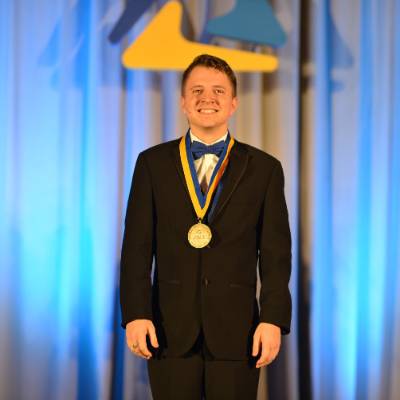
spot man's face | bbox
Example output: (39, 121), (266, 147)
(181, 66), (238, 135)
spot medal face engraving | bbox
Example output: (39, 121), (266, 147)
(188, 223), (212, 248)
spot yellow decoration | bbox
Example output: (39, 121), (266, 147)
(122, 0), (278, 72)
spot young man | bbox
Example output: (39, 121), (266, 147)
(120, 54), (291, 399)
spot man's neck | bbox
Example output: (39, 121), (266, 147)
(189, 127), (228, 144)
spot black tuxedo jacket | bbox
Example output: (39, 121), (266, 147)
(120, 137), (291, 360)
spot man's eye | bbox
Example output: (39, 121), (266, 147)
(193, 89), (202, 94)
(215, 89), (225, 94)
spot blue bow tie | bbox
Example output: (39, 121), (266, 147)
(191, 140), (226, 160)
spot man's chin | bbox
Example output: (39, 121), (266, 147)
(193, 124), (219, 132)
(195, 118), (222, 129)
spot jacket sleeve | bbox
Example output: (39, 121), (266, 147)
(258, 161), (292, 334)
(120, 152), (155, 328)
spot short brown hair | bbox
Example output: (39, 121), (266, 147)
(181, 54), (237, 97)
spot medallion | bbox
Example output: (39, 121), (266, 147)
(188, 222), (212, 248)
(179, 132), (235, 248)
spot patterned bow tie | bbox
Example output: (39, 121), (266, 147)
(191, 140), (226, 160)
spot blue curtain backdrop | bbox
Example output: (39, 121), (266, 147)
(0, 1), (399, 399)
(311, 1), (400, 399)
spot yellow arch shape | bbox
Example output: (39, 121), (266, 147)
(122, 0), (278, 72)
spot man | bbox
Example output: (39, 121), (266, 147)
(120, 54), (291, 399)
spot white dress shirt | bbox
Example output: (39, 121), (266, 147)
(189, 131), (228, 188)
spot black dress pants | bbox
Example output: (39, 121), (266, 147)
(147, 329), (260, 400)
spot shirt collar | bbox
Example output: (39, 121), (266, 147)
(189, 130), (228, 145)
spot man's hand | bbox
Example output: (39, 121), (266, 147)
(252, 322), (281, 368)
(126, 319), (159, 359)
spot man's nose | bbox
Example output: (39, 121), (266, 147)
(199, 91), (216, 103)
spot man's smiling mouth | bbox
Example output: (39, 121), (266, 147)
(198, 109), (218, 114)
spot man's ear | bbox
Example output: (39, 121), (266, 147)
(180, 96), (186, 114)
(230, 96), (239, 116)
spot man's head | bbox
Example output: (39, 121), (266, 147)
(180, 54), (238, 140)
(181, 54), (237, 97)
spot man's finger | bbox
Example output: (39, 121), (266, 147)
(252, 332), (260, 356)
(148, 324), (159, 348)
(256, 343), (271, 368)
(138, 332), (152, 358)
(130, 332), (144, 357)
(128, 341), (137, 352)
(126, 332), (137, 351)
(269, 345), (280, 362)
(126, 331), (134, 347)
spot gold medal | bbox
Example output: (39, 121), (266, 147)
(179, 132), (235, 248)
(188, 222), (212, 248)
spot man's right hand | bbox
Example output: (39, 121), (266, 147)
(126, 319), (159, 359)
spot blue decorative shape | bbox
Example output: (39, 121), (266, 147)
(205, 0), (286, 48)
(108, 0), (153, 43)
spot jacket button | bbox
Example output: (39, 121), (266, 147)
(203, 278), (209, 287)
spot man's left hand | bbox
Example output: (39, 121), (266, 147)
(252, 322), (281, 368)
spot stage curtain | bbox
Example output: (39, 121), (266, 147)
(0, 1), (399, 399)
(309, 0), (400, 399)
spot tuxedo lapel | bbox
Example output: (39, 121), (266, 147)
(171, 139), (249, 223)
(208, 141), (248, 223)
(172, 140), (190, 199)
